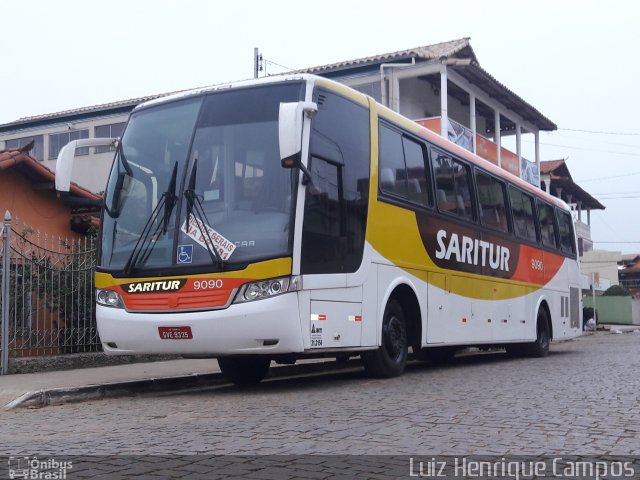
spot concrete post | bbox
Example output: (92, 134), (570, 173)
(1, 210), (11, 375)
(440, 66), (448, 139)
(494, 110), (501, 168)
(470, 93), (477, 154)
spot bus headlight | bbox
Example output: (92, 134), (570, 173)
(234, 276), (301, 304)
(96, 289), (125, 309)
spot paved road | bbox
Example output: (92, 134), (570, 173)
(1, 332), (639, 477)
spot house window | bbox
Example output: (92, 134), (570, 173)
(5, 135), (44, 161)
(49, 130), (89, 160)
(95, 122), (125, 153)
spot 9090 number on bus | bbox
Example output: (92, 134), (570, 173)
(193, 279), (224, 290)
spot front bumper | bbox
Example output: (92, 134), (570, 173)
(97, 292), (304, 355)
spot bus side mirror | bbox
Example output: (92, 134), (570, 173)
(279, 101), (317, 168)
(55, 137), (118, 192)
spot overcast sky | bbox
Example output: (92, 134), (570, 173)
(1, 0), (639, 254)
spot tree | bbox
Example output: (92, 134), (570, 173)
(602, 285), (631, 297)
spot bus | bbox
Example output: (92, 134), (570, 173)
(55, 74), (582, 384)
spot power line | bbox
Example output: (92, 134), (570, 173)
(591, 191), (640, 195)
(264, 59), (295, 72)
(594, 196), (640, 200)
(522, 138), (640, 158)
(544, 132), (640, 150)
(558, 128), (640, 136)
(577, 171), (640, 183)
(593, 241), (640, 244)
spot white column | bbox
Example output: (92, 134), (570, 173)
(440, 67), (448, 139)
(470, 92), (477, 154)
(534, 131), (541, 188)
(392, 75), (401, 113)
(494, 110), (501, 168)
(577, 201), (583, 222)
(516, 124), (522, 178)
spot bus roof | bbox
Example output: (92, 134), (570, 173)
(134, 73), (567, 211)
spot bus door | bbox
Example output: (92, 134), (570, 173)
(297, 87), (371, 350)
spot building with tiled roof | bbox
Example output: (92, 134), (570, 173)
(0, 144), (101, 236)
(1, 37), (555, 193)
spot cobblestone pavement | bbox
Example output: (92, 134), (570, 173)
(1, 332), (639, 476)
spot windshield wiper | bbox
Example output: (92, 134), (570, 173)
(123, 163), (178, 275)
(162, 162), (178, 233)
(184, 159), (225, 270)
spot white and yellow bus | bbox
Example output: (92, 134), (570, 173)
(56, 74), (582, 384)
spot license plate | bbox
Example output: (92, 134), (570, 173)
(158, 326), (193, 340)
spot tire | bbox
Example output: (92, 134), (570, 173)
(525, 308), (551, 357)
(217, 357), (271, 385)
(362, 299), (408, 378)
(416, 346), (457, 364)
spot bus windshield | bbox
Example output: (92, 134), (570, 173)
(100, 82), (304, 272)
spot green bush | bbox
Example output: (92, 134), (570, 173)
(602, 285), (631, 296)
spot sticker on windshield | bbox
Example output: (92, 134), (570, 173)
(180, 214), (236, 260)
(177, 245), (193, 264)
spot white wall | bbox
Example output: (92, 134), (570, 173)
(397, 76), (490, 135)
(580, 249), (623, 287)
(0, 113), (128, 193)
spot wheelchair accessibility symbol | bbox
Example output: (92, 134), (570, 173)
(177, 245), (193, 264)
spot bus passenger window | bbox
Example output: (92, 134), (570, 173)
(402, 137), (429, 207)
(476, 171), (509, 232)
(378, 124), (430, 208)
(508, 186), (537, 242)
(556, 209), (576, 254)
(537, 201), (558, 249)
(378, 125), (407, 198)
(432, 150), (474, 221)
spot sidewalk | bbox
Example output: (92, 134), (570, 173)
(0, 358), (219, 410)
(1, 356), (359, 410)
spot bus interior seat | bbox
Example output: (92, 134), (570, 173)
(407, 178), (423, 204)
(456, 194), (466, 216)
(380, 168), (395, 191)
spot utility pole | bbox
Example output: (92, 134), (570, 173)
(254, 48), (263, 79)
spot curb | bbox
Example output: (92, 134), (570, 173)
(3, 359), (363, 410)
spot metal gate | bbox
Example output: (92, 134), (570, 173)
(1, 211), (99, 374)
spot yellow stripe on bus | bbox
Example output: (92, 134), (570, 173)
(95, 257), (292, 289)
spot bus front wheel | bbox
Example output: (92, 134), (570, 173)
(217, 357), (271, 385)
(362, 298), (408, 378)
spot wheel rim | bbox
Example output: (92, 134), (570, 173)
(383, 314), (405, 362)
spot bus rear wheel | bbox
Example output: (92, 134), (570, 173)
(362, 299), (408, 378)
(526, 308), (551, 357)
(217, 357), (271, 385)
